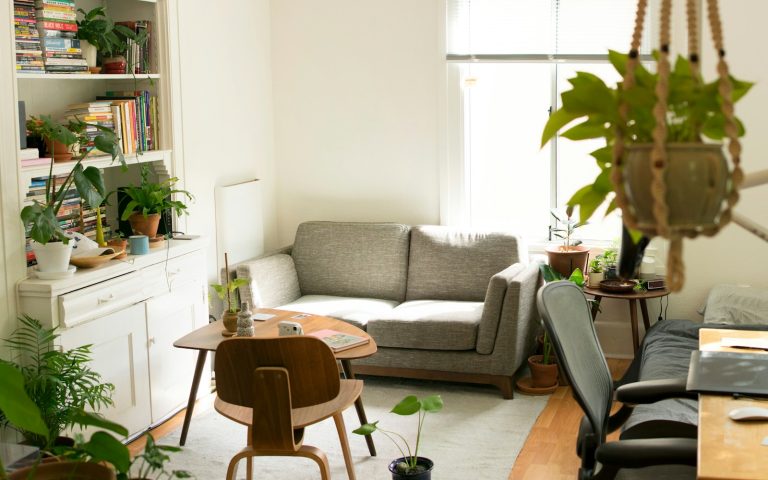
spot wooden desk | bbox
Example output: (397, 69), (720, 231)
(173, 308), (378, 455)
(698, 328), (768, 480)
(582, 286), (669, 354)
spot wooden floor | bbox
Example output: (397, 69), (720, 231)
(129, 360), (632, 478)
(509, 358), (632, 480)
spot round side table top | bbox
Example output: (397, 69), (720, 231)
(582, 284), (669, 300)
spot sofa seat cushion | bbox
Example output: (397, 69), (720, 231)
(277, 295), (399, 330)
(367, 300), (483, 350)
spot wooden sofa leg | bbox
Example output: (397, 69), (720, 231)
(493, 376), (514, 399)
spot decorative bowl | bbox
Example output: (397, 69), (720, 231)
(598, 279), (637, 293)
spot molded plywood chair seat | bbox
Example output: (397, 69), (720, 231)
(214, 336), (363, 480)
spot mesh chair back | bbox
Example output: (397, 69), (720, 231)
(215, 336), (341, 409)
(537, 281), (613, 443)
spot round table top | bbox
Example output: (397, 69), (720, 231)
(174, 308), (377, 360)
(582, 284), (669, 300)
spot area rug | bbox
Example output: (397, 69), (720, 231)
(163, 376), (548, 479)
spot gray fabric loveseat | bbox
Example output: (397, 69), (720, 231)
(232, 221), (541, 398)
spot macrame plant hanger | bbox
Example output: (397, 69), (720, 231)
(610, 0), (743, 292)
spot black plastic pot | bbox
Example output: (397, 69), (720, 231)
(388, 457), (434, 480)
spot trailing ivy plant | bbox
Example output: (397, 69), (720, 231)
(22, 115), (124, 244)
(0, 315), (115, 448)
(540, 50), (752, 225)
(76, 6), (148, 58)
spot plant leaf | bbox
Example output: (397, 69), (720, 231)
(352, 421), (378, 435)
(541, 108), (579, 147)
(0, 362), (49, 437)
(82, 431), (131, 473)
(391, 396), (420, 416)
(421, 395), (443, 413)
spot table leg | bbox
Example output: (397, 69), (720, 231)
(179, 350), (208, 446)
(590, 296), (603, 321)
(628, 299), (639, 354)
(341, 359), (376, 457)
(639, 299), (652, 331)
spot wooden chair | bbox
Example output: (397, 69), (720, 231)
(214, 336), (363, 480)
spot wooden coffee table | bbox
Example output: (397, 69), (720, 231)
(173, 308), (378, 455)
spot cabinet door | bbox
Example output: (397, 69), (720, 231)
(59, 303), (151, 438)
(146, 281), (207, 424)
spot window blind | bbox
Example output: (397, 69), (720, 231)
(446, 0), (651, 59)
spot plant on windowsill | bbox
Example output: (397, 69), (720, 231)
(353, 395), (443, 480)
(546, 208), (589, 278)
(540, 49), (752, 290)
(22, 115), (124, 273)
(119, 165), (193, 239)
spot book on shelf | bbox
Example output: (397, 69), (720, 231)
(19, 148), (40, 161)
(34, 0), (86, 73)
(115, 20), (153, 74)
(307, 329), (370, 352)
(14, 0), (43, 73)
(21, 157), (51, 168)
(98, 91), (158, 153)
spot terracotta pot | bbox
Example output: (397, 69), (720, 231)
(623, 143), (729, 234)
(545, 245), (590, 278)
(528, 355), (558, 388)
(388, 456), (434, 480)
(128, 213), (161, 238)
(221, 310), (239, 335)
(45, 139), (76, 162)
(9, 461), (116, 480)
(107, 238), (128, 259)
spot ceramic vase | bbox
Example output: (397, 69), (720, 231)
(31, 240), (73, 273)
(236, 301), (254, 337)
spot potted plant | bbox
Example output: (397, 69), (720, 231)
(211, 253), (249, 336)
(76, 7), (148, 72)
(353, 395), (443, 480)
(106, 231), (128, 259)
(587, 257), (604, 287)
(0, 315), (116, 449)
(546, 208), (589, 278)
(541, 50), (751, 289)
(119, 165), (193, 239)
(21, 115), (123, 273)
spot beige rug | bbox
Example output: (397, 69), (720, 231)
(164, 376), (548, 479)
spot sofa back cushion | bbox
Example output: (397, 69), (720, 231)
(292, 221), (411, 302)
(406, 226), (525, 302)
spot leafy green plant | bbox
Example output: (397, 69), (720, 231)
(76, 7), (148, 58)
(21, 115), (124, 244)
(538, 264), (589, 365)
(0, 315), (115, 448)
(116, 434), (192, 479)
(588, 258), (603, 274)
(353, 395), (443, 476)
(541, 50), (752, 224)
(550, 208), (586, 251)
(119, 165), (193, 221)
(211, 278), (249, 314)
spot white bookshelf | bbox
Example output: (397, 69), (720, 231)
(16, 73), (161, 80)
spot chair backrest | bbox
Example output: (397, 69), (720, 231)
(215, 336), (341, 410)
(537, 281), (613, 444)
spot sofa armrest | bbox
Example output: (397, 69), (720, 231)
(233, 250), (301, 308)
(476, 263), (526, 354)
(477, 262), (543, 375)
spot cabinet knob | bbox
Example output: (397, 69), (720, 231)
(148, 337), (156, 346)
(97, 294), (115, 304)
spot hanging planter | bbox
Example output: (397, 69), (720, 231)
(541, 0), (752, 292)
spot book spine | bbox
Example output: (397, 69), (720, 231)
(38, 20), (77, 32)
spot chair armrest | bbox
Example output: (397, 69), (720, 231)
(595, 437), (697, 468)
(616, 378), (698, 405)
(234, 251), (301, 308)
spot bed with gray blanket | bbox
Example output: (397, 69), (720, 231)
(620, 319), (768, 438)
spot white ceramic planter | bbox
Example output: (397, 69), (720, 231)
(588, 272), (604, 287)
(80, 40), (98, 68)
(31, 240), (73, 273)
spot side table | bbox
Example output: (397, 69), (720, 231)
(582, 285), (669, 354)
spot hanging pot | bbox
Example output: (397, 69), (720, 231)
(31, 240), (73, 273)
(544, 245), (590, 278)
(623, 143), (729, 234)
(9, 461), (116, 480)
(128, 212), (161, 238)
(388, 456), (434, 480)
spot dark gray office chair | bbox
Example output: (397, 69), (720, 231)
(537, 281), (697, 480)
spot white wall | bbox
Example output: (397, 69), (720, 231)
(177, 0), (277, 281)
(270, 0), (443, 244)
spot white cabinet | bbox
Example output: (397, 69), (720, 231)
(17, 238), (208, 438)
(59, 303), (151, 437)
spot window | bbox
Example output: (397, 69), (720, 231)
(445, 0), (654, 242)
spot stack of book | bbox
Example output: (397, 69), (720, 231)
(82, 205), (110, 241)
(63, 101), (115, 154)
(116, 20), (153, 74)
(35, 0), (88, 74)
(14, 0), (44, 73)
(99, 90), (158, 153)
(19, 147), (50, 168)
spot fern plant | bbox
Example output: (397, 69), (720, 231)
(119, 165), (193, 221)
(0, 315), (115, 448)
